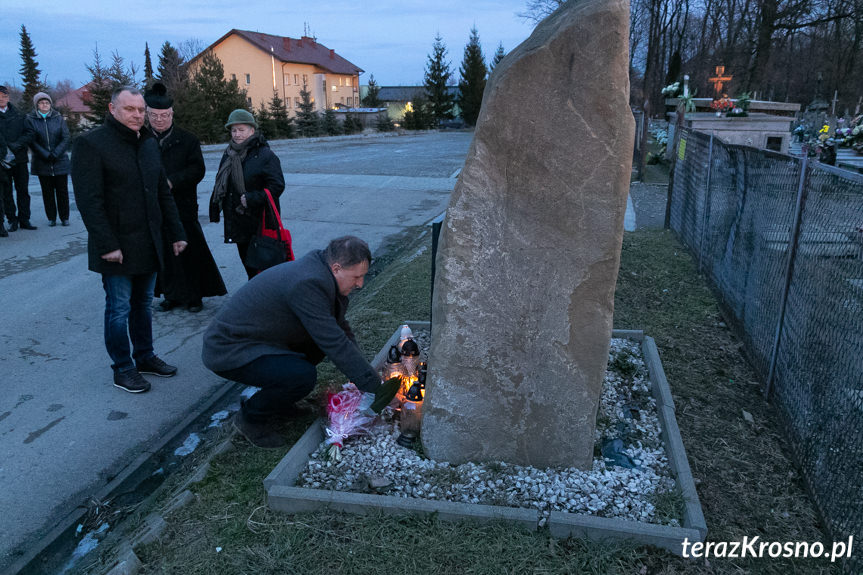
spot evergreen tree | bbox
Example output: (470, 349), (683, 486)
(19, 25), (44, 110)
(457, 27), (487, 127)
(403, 97), (433, 130)
(424, 34), (455, 126)
(376, 113), (395, 132)
(84, 47), (112, 125)
(490, 42), (506, 74)
(267, 90), (293, 139)
(108, 51), (137, 87)
(322, 108), (342, 136)
(256, 100), (273, 138)
(362, 74), (382, 107)
(144, 42), (154, 86)
(183, 51), (248, 143)
(343, 111), (357, 135)
(156, 41), (185, 96)
(295, 83), (320, 137)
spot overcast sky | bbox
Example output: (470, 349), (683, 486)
(0, 1), (537, 91)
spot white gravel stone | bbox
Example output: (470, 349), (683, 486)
(297, 337), (680, 526)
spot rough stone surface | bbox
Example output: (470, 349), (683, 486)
(424, 0), (634, 469)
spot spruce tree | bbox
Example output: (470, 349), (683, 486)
(156, 42), (185, 95)
(343, 111), (357, 135)
(144, 42), (154, 86)
(362, 74), (382, 107)
(183, 51), (248, 143)
(295, 83), (320, 137)
(424, 34), (455, 126)
(267, 90), (293, 139)
(490, 43), (506, 74)
(322, 108), (342, 136)
(84, 47), (112, 125)
(19, 25), (44, 110)
(108, 51), (137, 87)
(376, 113), (395, 132)
(257, 100), (273, 138)
(457, 27), (487, 127)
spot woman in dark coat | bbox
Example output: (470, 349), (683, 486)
(24, 92), (71, 226)
(209, 109), (285, 279)
(144, 83), (226, 312)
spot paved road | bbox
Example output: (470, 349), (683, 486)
(0, 130), (472, 571)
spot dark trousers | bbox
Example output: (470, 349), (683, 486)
(38, 174), (70, 222)
(1, 163), (31, 224)
(217, 354), (317, 422)
(102, 273), (157, 373)
(235, 241), (257, 280)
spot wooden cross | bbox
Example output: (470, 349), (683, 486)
(708, 65), (733, 99)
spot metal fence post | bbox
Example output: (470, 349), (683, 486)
(697, 134), (715, 274)
(764, 156), (809, 398)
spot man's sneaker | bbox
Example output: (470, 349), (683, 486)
(136, 355), (177, 377)
(232, 410), (286, 449)
(114, 370), (151, 393)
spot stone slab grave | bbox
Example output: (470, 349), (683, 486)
(422, 0), (635, 470)
(265, 322), (707, 555)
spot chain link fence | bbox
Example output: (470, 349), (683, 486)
(668, 128), (863, 572)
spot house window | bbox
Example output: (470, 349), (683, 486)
(346, 77), (352, 87)
(285, 98), (291, 108)
(246, 97), (252, 106)
(284, 75), (290, 85)
(231, 73), (237, 81)
(347, 97), (352, 107)
(245, 73), (250, 84)
(341, 97), (345, 105)
(302, 74), (308, 85)
(339, 77), (343, 86)
(332, 84), (337, 91)
(295, 97), (301, 108)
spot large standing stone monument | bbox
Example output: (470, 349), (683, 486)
(423, 0), (634, 469)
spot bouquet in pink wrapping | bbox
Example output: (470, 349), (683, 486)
(324, 383), (375, 461)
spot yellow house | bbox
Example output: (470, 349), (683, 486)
(190, 29), (363, 116)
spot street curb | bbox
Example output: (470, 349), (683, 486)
(8, 379), (241, 575)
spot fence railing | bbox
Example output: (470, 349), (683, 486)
(668, 128), (863, 572)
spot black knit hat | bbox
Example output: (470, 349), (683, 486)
(144, 82), (173, 109)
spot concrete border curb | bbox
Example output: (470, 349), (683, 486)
(264, 324), (706, 556)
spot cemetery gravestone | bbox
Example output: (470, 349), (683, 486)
(423, 0), (635, 469)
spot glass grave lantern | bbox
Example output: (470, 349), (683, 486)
(396, 379), (424, 448)
(381, 344), (404, 382)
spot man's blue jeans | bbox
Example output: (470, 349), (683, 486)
(102, 273), (156, 373)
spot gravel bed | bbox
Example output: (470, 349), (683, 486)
(298, 337), (679, 527)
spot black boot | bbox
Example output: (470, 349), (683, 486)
(19, 221), (37, 230)
(0, 223), (7, 237)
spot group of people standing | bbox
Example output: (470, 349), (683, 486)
(0, 84), (71, 235)
(21, 83), (382, 451)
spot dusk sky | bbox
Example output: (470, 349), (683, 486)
(0, 1), (538, 91)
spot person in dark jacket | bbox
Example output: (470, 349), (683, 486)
(202, 236), (381, 448)
(0, 85), (36, 230)
(25, 92), (72, 226)
(209, 108), (285, 279)
(144, 83), (226, 313)
(0, 130), (8, 237)
(72, 86), (188, 394)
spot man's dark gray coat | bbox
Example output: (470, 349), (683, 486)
(202, 249), (380, 392)
(72, 114), (186, 275)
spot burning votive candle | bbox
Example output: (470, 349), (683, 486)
(396, 380), (424, 448)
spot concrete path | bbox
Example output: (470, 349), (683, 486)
(0, 131), (472, 571)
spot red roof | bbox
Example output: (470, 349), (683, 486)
(55, 84), (93, 114)
(204, 29), (363, 75)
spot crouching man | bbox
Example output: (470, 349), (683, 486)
(202, 235), (381, 448)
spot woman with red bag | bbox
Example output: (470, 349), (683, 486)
(209, 109), (285, 279)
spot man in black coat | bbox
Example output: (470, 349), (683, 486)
(0, 85), (36, 231)
(0, 129), (8, 237)
(72, 86), (188, 394)
(144, 83), (226, 312)
(202, 236), (382, 448)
